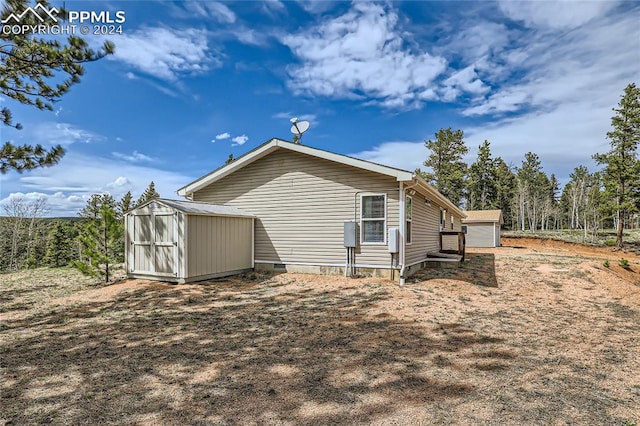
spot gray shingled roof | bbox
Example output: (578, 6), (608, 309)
(155, 199), (255, 217)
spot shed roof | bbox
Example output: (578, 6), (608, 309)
(462, 210), (503, 224)
(135, 198), (255, 218)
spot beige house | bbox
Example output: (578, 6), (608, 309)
(462, 210), (504, 247)
(176, 138), (465, 284)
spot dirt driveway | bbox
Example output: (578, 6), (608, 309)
(1, 242), (639, 425)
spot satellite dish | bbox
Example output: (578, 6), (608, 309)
(289, 117), (311, 144)
(290, 120), (310, 135)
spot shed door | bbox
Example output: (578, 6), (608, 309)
(153, 213), (175, 274)
(128, 212), (177, 276)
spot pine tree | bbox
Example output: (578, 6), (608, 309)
(494, 158), (516, 229)
(467, 140), (498, 210)
(117, 191), (133, 219)
(593, 83), (640, 248)
(79, 194), (116, 219)
(76, 201), (123, 282)
(44, 221), (76, 267)
(0, 0), (114, 173)
(515, 152), (549, 231)
(421, 128), (468, 206)
(136, 181), (160, 207)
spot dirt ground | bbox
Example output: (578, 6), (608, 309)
(1, 240), (639, 425)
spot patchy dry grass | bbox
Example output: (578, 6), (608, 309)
(504, 229), (640, 255)
(0, 268), (98, 315)
(1, 248), (639, 425)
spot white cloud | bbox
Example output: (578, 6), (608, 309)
(262, 0), (285, 14)
(352, 141), (423, 172)
(462, 10), (639, 118)
(28, 122), (100, 146)
(281, 3), (448, 109)
(125, 72), (137, 79)
(232, 135), (249, 146)
(272, 112), (317, 123)
(0, 152), (192, 216)
(441, 65), (489, 101)
(105, 176), (132, 190)
(498, 0), (620, 29)
(295, 0), (336, 15)
(215, 132), (231, 140)
(107, 27), (218, 81)
(112, 151), (156, 163)
(186, 2), (236, 23)
(230, 28), (269, 46)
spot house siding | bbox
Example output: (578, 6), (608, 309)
(406, 192), (441, 265)
(192, 149), (400, 267)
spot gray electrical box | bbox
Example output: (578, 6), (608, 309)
(388, 227), (399, 253)
(344, 222), (357, 247)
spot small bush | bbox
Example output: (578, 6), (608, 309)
(619, 258), (630, 270)
(604, 239), (617, 247)
(603, 260), (610, 268)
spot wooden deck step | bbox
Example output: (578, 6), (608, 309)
(426, 252), (464, 261)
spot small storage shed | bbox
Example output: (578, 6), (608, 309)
(462, 210), (503, 248)
(125, 198), (255, 283)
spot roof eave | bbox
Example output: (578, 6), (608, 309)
(409, 175), (466, 218)
(177, 138), (414, 197)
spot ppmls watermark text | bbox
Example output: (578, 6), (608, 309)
(1, 5), (126, 36)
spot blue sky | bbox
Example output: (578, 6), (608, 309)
(1, 0), (638, 216)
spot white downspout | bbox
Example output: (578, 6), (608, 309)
(399, 180), (419, 286)
(398, 182), (404, 284)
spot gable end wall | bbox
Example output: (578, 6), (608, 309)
(191, 149), (400, 267)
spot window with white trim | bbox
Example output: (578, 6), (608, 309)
(361, 194), (386, 243)
(405, 195), (412, 244)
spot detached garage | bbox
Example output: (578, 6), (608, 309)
(125, 198), (255, 283)
(462, 210), (504, 248)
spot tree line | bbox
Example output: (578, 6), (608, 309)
(419, 83), (640, 248)
(0, 182), (160, 279)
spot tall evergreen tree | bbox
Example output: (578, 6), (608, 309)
(79, 194), (116, 219)
(136, 181), (160, 206)
(76, 201), (123, 282)
(117, 191), (133, 219)
(0, 0), (114, 173)
(44, 221), (76, 267)
(494, 158), (517, 229)
(593, 83), (640, 248)
(467, 140), (498, 210)
(515, 152), (549, 231)
(420, 128), (468, 206)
